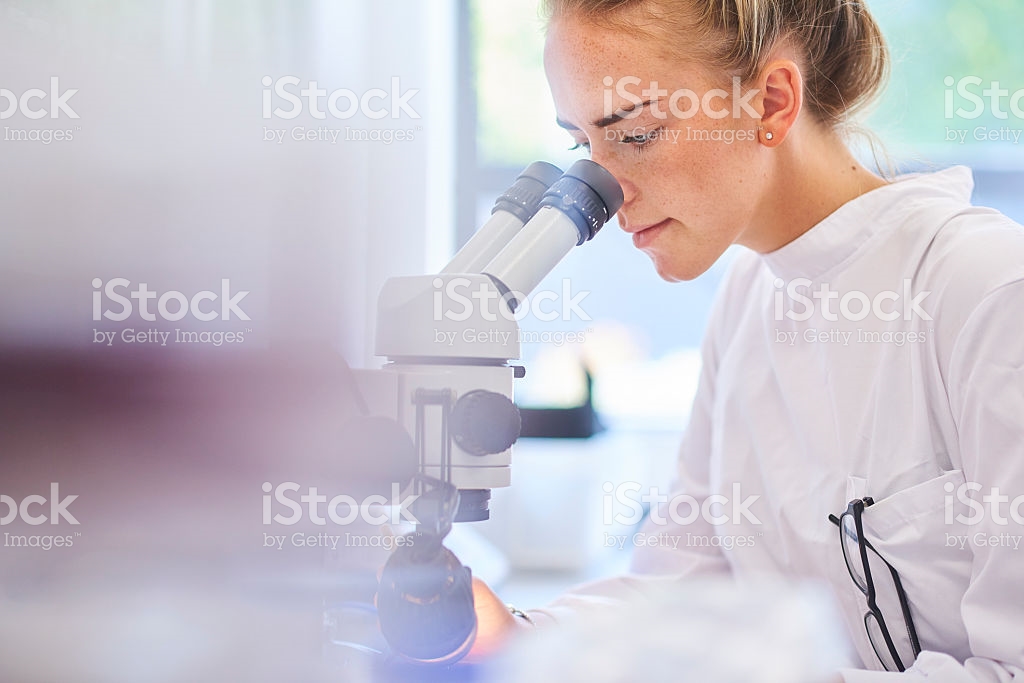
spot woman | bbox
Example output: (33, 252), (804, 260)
(470, 0), (1024, 679)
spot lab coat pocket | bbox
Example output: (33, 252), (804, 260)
(854, 470), (973, 663)
(859, 470), (964, 537)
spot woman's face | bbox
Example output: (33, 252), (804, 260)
(544, 18), (770, 281)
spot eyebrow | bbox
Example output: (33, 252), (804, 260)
(556, 99), (655, 131)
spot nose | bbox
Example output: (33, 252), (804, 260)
(590, 155), (638, 226)
(616, 174), (638, 207)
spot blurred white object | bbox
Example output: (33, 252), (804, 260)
(490, 579), (854, 683)
(444, 523), (510, 587)
(478, 430), (681, 572)
(593, 348), (702, 432)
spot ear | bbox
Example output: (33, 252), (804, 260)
(757, 60), (802, 147)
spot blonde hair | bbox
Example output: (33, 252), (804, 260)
(541, 0), (889, 128)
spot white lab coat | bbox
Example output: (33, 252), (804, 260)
(527, 167), (1024, 681)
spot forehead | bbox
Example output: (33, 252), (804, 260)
(543, 18), (706, 126)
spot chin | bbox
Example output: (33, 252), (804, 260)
(645, 251), (712, 283)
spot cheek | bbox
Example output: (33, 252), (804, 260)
(654, 144), (750, 219)
(637, 153), (757, 277)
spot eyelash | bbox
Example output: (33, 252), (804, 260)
(568, 127), (663, 156)
(620, 128), (662, 154)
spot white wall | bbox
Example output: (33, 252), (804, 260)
(0, 0), (456, 367)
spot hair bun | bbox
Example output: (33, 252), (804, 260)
(543, 0), (890, 126)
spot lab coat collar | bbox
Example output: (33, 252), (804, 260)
(760, 166), (975, 282)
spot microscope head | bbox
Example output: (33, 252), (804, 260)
(362, 159), (623, 519)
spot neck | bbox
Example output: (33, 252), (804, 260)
(740, 124), (887, 254)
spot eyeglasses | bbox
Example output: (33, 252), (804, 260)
(829, 497), (922, 672)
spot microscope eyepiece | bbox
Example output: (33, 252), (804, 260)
(491, 161), (564, 224)
(480, 159), (624, 306)
(539, 159), (625, 245)
(441, 161), (565, 274)
(563, 158), (625, 215)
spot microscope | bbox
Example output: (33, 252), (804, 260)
(349, 159), (623, 664)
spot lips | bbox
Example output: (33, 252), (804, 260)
(628, 218), (671, 249)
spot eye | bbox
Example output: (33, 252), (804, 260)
(619, 127), (662, 147)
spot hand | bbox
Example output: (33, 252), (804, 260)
(464, 577), (534, 663)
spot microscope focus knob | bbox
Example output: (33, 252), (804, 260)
(451, 390), (521, 456)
